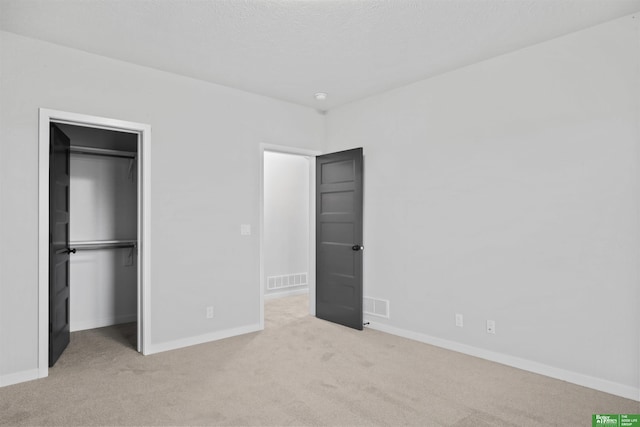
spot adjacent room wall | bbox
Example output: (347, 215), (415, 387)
(263, 151), (310, 296)
(326, 14), (640, 399)
(0, 30), (324, 383)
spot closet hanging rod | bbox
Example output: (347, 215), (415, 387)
(70, 240), (137, 251)
(70, 146), (137, 159)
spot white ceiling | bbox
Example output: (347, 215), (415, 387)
(1, 0), (640, 110)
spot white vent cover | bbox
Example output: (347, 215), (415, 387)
(363, 296), (390, 318)
(267, 273), (308, 290)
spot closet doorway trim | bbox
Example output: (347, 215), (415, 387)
(37, 108), (152, 379)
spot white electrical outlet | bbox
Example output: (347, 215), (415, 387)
(486, 320), (496, 334)
(206, 306), (214, 319)
(455, 313), (463, 328)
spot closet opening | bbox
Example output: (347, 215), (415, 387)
(38, 109), (151, 376)
(65, 123), (138, 348)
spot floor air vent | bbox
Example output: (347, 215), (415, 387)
(267, 273), (308, 290)
(363, 296), (390, 318)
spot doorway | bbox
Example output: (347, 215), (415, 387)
(259, 145), (320, 328)
(263, 151), (311, 299)
(259, 145), (365, 330)
(38, 109), (151, 377)
(62, 123), (138, 327)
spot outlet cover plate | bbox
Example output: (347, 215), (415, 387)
(486, 320), (496, 334)
(455, 313), (463, 327)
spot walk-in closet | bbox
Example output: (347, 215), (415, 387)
(56, 124), (138, 338)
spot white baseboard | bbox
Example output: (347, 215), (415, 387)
(145, 323), (262, 355)
(366, 320), (640, 402)
(265, 287), (309, 300)
(0, 368), (41, 388)
(71, 314), (137, 332)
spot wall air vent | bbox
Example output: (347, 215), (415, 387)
(363, 296), (390, 318)
(267, 273), (308, 290)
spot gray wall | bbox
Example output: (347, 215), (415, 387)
(326, 15), (639, 397)
(0, 31), (324, 381)
(263, 151), (310, 296)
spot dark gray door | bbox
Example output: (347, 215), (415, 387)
(316, 148), (364, 330)
(49, 123), (72, 366)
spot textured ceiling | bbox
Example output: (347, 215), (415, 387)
(1, 0), (640, 110)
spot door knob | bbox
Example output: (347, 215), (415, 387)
(66, 248), (76, 254)
(351, 245), (364, 251)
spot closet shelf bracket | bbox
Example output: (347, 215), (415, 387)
(128, 158), (135, 181)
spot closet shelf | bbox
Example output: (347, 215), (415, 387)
(70, 146), (136, 159)
(70, 240), (137, 251)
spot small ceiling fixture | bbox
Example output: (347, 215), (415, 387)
(314, 92), (327, 101)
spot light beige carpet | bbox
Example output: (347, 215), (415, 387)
(0, 295), (637, 426)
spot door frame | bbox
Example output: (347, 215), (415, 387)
(259, 144), (321, 329)
(38, 108), (152, 378)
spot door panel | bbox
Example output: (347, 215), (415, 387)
(321, 223), (354, 243)
(316, 148), (363, 330)
(49, 123), (71, 366)
(320, 191), (354, 214)
(320, 160), (354, 184)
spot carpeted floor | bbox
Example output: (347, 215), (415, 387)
(0, 294), (637, 426)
